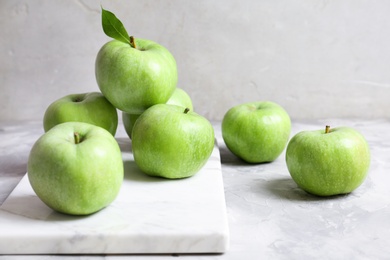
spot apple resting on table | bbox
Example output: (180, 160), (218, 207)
(122, 87), (194, 139)
(27, 122), (124, 215)
(285, 125), (371, 196)
(222, 101), (291, 163)
(95, 8), (177, 114)
(43, 92), (118, 136)
(132, 104), (214, 179)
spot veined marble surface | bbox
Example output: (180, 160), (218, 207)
(0, 124), (229, 254)
(0, 119), (389, 259)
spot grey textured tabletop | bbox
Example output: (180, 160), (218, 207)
(1, 119), (389, 259)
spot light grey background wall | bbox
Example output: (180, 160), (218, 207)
(1, 0), (389, 122)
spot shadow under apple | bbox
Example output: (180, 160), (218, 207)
(219, 145), (274, 167)
(123, 160), (164, 183)
(123, 158), (182, 183)
(115, 137), (132, 153)
(262, 177), (350, 202)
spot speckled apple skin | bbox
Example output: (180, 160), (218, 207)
(286, 127), (371, 196)
(122, 88), (193, 139)
(222, 101), (291, 163)
(27, 122), (124, 215)
(132, 104), (214, 179)
(95, 39), (177, 114)
(43, 92), (118, 136)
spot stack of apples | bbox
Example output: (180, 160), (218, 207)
(27, 7), (371, 217)
(27, 8), (214, 216)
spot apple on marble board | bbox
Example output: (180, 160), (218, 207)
(132, 104), (215, 179)
(27, 122), (124, 215)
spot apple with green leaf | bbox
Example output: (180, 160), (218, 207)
(132, 104), (214, 179)
(222, 101), (291, 163)
(27, 122), (124, 215)
(122, 87), (193, 139)
(43, 92), (118, 136)
(286, 125), (371, 196)
(95, 7), (177, 114)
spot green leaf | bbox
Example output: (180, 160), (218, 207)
(101, 7), (130, 44)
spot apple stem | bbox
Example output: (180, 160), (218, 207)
(130, 36), (137, 49)
(184, 108), (190, 114)
(74, 132), (80, 144)
(325, 125), (330, 134)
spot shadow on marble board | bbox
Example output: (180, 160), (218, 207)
(116, 136), (159, 183)
(123, 160), (173, 183)
(2, 189), (90, 222)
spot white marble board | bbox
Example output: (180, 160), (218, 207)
(0, 143), (229, 254)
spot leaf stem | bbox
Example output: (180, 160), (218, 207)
(74, 132), (80, 144)
(325, 125), (330, 134)
(130, 36), (137, 49)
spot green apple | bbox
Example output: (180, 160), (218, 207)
(122, 88), (193, 139)
(43, 92), (118, 136)
(221, 101), (291, 163)
(166, 87), (194, 110)
(122, 113), (141, 140)
(285, 125), (371, 196)
(95, 38), (178, 114)
(132, 104), (214, 179)
(27, 122), (124, 215)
